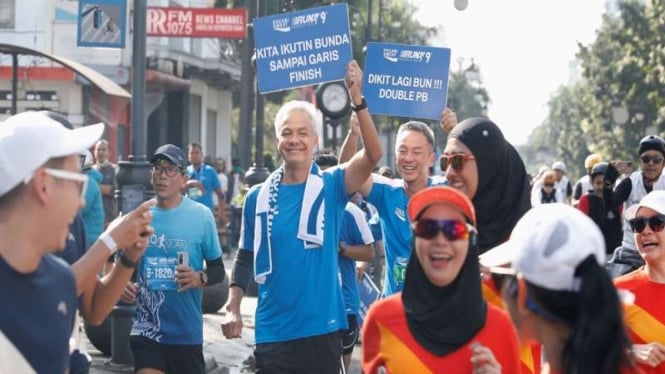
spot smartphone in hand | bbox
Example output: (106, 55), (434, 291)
(177, 251), (189, 267)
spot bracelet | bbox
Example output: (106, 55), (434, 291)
(99, 232), (118, 255)
(352, 97), (368, 113)
(117, 252), (138, 269)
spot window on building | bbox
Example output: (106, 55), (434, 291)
(0, 0), (15, 29)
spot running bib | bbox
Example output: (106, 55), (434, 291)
(144, 255), (178, 291)
(393, 256), (408, 284)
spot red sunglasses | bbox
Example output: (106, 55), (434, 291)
(413, 219), (475, 241)
(440, 153), (475, 171)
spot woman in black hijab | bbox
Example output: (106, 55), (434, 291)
(443, 118), (531, 253)
(361, 186), (520, 373)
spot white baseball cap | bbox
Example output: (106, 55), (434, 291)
(0, 111), (104, 196)
(480, 203), (606, 292)
(551, 161), (566, 173)
(623, 190), (665, 221)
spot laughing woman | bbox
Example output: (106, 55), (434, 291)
(615, 190), (665, 373)
(442, 117), (531, 254)
(361, 186), (520, 374)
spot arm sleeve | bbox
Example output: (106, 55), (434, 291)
(614, 177), (632, 206)
(230, 249), (253, 293)
(204, 257), (225, 285)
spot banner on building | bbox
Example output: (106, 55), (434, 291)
(363, 42), (451, 120)
(77, 0), (127, 48)
(147, 7), (247, 39)
(253, 3), (352, 94)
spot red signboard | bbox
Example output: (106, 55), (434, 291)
(147, 7), (247, 39)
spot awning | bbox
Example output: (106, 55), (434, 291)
(0, 43), (131, 99)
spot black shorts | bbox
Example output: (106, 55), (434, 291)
(341, 314), (359, 355)
(254, 331), (342, 374)
(130, 335), (204, 374)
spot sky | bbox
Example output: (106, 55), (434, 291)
(411, 0), (608, 145)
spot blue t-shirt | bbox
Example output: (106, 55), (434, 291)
(366, 176), (447, 296)
(0, 254), (77, 373)
(240, 167), (349, 344)
(131, 197), (222, 345)
(57, 212), (88, 266)
(186, 163), (222, 212)
(82, 168), (105, 248)
(339, 203), (374, 318)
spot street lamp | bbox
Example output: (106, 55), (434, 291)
(244, 0), (271, 187)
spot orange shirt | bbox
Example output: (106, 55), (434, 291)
(361, 294), (521, 374)
(482, 277), (542, 374)
(615, 269), (665, 374)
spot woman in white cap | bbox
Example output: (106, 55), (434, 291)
(362, 186), (520, 374)
(614, 190), (665, 372)
(482, 204), (638, 374)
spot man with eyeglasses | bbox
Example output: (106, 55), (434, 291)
(0, 111), (155, 373)
(121, 143), (224, 374)
(613, 135), (665, 271)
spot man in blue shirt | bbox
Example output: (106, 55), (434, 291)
(339, 111), (456, 296)
(0, 111), (154, 373)
(122, 143), (225, 373)
(221, 60), (383, 374)
(315, 152), (376, 373)
(186, 142), (225, 214)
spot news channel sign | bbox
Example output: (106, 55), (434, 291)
(362, 42), (451, 121)
(253, 3), (353, 94)
(77, 0), (127, 48)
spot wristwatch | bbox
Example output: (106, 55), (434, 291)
(352, 97), (368, 113)
(199, 271), (208, 286)
(118, 252), (138, 269)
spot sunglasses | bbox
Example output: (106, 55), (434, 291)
(44, 168), (89, 201)
(543, 183), (555, 188)
(440, 153), (475, 171)
(640, 155), (664, 164)
(413, 219), (476, 241)
(629, 214), (665, 233)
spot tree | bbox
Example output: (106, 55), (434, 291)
(522, 0), (664, 178)
(576, 0), (665, 160)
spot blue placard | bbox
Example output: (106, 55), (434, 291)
(363, 42), (451, 120)
(253, 3), (353, 94)
(77, 0), (127, 48)
(358, 272), (380, 327)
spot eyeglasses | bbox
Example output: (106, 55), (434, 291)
(43, 168), (89, 200)
(640, 155), (664, 164)
(629, 214), (665, 233)
(440, 153), (475, 171)
(412, 219), (476, 241)
(152, 165), (182, 177)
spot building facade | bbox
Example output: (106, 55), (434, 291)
(0, 0), (239, 164)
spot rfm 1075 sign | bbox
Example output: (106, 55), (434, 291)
(147, 7), (247, 39)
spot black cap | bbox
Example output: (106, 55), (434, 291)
(151, 144), (187, 168)
(639, 135), (665, 157)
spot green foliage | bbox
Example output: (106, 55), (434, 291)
(523, 0), (665, 180)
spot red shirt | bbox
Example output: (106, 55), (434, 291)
(362, 293), (521, 374)
(615, 269), (665, 374)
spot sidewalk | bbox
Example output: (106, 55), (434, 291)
(87, 297), (257, 374)
(86, 258), (363, 373)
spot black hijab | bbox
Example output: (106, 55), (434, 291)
(402, 235), (487, 356)
(448, 118), (531, 253)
